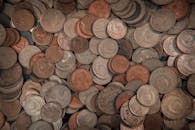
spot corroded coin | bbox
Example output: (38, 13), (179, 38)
(0, 47), (17, 69)
(29, 120), (53, 130)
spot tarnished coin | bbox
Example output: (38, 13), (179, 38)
(23, 95), (45, 116)
(126, 64), (150, 84)
(134, 23), (161, 48)
(63, 18), (79, 38)
(77, 109), (97, 128)
(68, 112), (78, 130)
(129, 96), (150, 117)
(54, 0), (76, 15)
(71, 36), (89, 53)
(142, 58), (164, 72)
(19, 45), (41, 69)
(40, 81), (58, 98)
(150, 8), (176, 32)
(117, 39), (133, 59)
(151, 0), (172, 5)
(0, 24), (6, 46)
(89, 37), (101, 55)
(44, 84), (71, 108)
(32, 57), (55, 79)
(187, 99), (195, 120)
(22, 80), (41, 93)
(12, 37), (29, 53)
(40, 8), (65, 33)
(76, 49), (96, 65)
(92, 18), (109, 39)
(107, 18), (127, 40)
(163, 117), (187, 130)
(76, 20), (92, 39)
(41, 102), (62, 123)
(12, 9), (35, 31)
(112, 73), (127, 85)
(45, 45), (64, 63)
(136, 84), (159, 107)
(187, 74), (195, 96)
(125, 80), (143, 92)
(69, 93), (84, 109)
(29, 120), (53, 130)
(57, 32), (72, 51)
(32, 26), (53, 46)
(0, 122), (11, 130)
(98, 38), (118, 58)
(97, 86), (122, 115)
(150, 67), (178, 94)
(15, 112), (31, 130)
(144, 112), (163, 130)
(161, 89), (193, 119)
(0, 47), (17, 69)
(176, 29), (195, 54)
(120, 101), (145, 127)
(88, 0), (111, 18)
(70, 68), (93, 91)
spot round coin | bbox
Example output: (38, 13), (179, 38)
(71, 36), (89, 53)
(63, 18), (79, 38)
(29, 120), (53, 130)
(45, 45), (64, 63)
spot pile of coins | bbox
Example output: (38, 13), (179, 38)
(0, 0), (195, 130)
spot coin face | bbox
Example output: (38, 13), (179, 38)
(29, 120), (53, 130)
(64, 18), (79, 38)
(71, 36), (89, 53)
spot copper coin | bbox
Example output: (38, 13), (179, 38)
(136, 84), (159, 107)
(70, 68), (93, 91)
(88, 0), (111, 18)
(41, 102), (62, 123)
(29, 52), (45, 70)
(15, 112), (31, 130)
(40, 8), (65, 33)
(69, 93), (83, 109)
(112, 73), (127, 85)
(163, 117), (187, 130)
(98, 114), (121, 128)
(32, 26), (53, 46)
(29, 120), (53, 130)
(150, 67), (178, 94)
(117, 39), (133, 59)
(165, 0), (190, 20)
(12, 9), (35, 31)
(134, 23), (161, 48)
(161, 89), (193, 119)
(0, 112), (5, 129)
(11, 37), (29, 53)
(150, 8), (176, 32)
(2, 28), (15, 47)
(151, 0), (172, 5)
(0, 24), (6, 46)
(107, 18), (127, 40)
(63, 18), (79, 38)
(0, 122), (10, 130)
(0, 47), (17, 69)
(126, 64), (150, 84)
(0, 63), (22, 86)
(80, 14), (97, 37)
(120, 101), (145, 127)
(54, 1), (75, 14)
(71, 36), (89, 53)
(115, 91), (135, 111)
(1, 100), (22, 121)
(176, 29), (195, 54)
(32, 57), (55, 79)
(109, 55), (129, 74)
(68, 112), (78, 130)
(76, 20), (92, 39)
(45, 45), (64, 63)
(187, 74), (195, 96)
(144, 112), (163, 130)
(97, 86), (122, 115)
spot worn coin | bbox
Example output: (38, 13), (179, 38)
(89, 37), (101, 55)
(142, 58), (164, 72)
(57, 32), (72, 51)
(11, 37), (29, 53)
(144, 112), (163, 130)
(97, 114), (121, 128)
(63, 18), (79, 38)
(45, 45), (64, 63)
(187, 74), (195, 96)
(0, 24), (6, 46)
(71, 36), (89, 53)
(163, 117), (187, 130)
(15, 112), (31, 130)
(76, 49), (97, 65)
(28, 120), (53, 130)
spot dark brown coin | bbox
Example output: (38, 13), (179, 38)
(32, 57), (55, 79)
(0, 63), (22, 86)
(71, 37), (89, 53)
(41, 102), (63, 123)
(0, 112), (5, 129)
(187, 74), (195, 96)
(144, 112), (163, 130)
(117, 39), (133, 59)
(54, 0), (75, 14)
(97, 86), (122, 115)
(29, 120), (53, 130)
(12, 9), (35, 31)
(88, 0), (111, 18)
(45, 45), (64, 63)
(0, 47), (17, 69)
(15, 112), (31, 130)
(98, 114), (121, 128)
(151, 0), (172, 5)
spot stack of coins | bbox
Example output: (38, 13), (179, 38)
(0, 0), (195, 130)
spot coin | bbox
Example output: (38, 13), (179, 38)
(142, 58), (164, 72)
(29, 120), (53, 130)
(76, 20), (92, 39)
(107, 18), (127, 40)
(40, 8), (65, 33)
(71, 36), (89, 53)
(44, 84), (71, 108)
(77, 109), (97, 128)
(63, 18), (79, 39)
(15, 111), (31, 130)
(187, 74), (195, 96)
(88, 0), (111, 18)
(54, 0), (75, 14)
(0, 24), (6, 46)
(117, 39), (133, 59)
(126, 64), (150, 84)
(70, 68), (93, 91)
(163, 117), (187, 130)
(11, 37), (29, 53)
(144, 112), (163, 130)
(41, 102), (62, 122)
(134, 23), (161, 48)
(136, 84), (159, 107)
(89, 37), (101, 55)
(112, 73), (127, 85)
(150, 8), (176, 32)
(57, 32), (72, 51)
(0, 122), (11, 130)
(92, 18), (109, 39)
(97, 86), (122, 115)
(68, 112), (78, 130)
(45, 45), (64, 63)
(76, 49), (97, 65)
(125, 80), (143, 92)
(69, 93), (83, 109)
(0, 112), (5, 129)
(148, 98), (161, 114)
(98, 38), (118, 58)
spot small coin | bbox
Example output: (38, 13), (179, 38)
(29, 120), (53, 130)
(150, 67), (178, 94)
(107, 18), (127, 40)
(126, 64), (150, 84)
(88, 0), (111, 18)
(64, 18), (79, 38)
(148, 98), (161, 114)
(97, 86), (122, 115)
(89, 37), (101, 55)
(54, 0), (75, 14)
(44, 84), (71, 108)
(150, 8), (176, 32)
(187, 74), (195, 96)
(45, 45), (64, 63)
(71, 36), (89, 53)
(0, 47), (17, 69)
(136, 84), (159, 107)
(144, 112), (163, 130)
(117, 39), (133, 59)
(134, 23), (161, 48)
(98, 38), (118, 58)
(40, 8), (65, 33)
(41, 102), (62, 123)
(77, 109), (97, 128)
(29, 52), (45, 71)
(142, 58), (164, 72)
(15, 111), (31, 130)
(70, 68), (93, 91)
(40, 81), (58, 98)
(112, 73), (127, 85)
(0, 24), (6, 46)
(92, 18), (109, 39)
